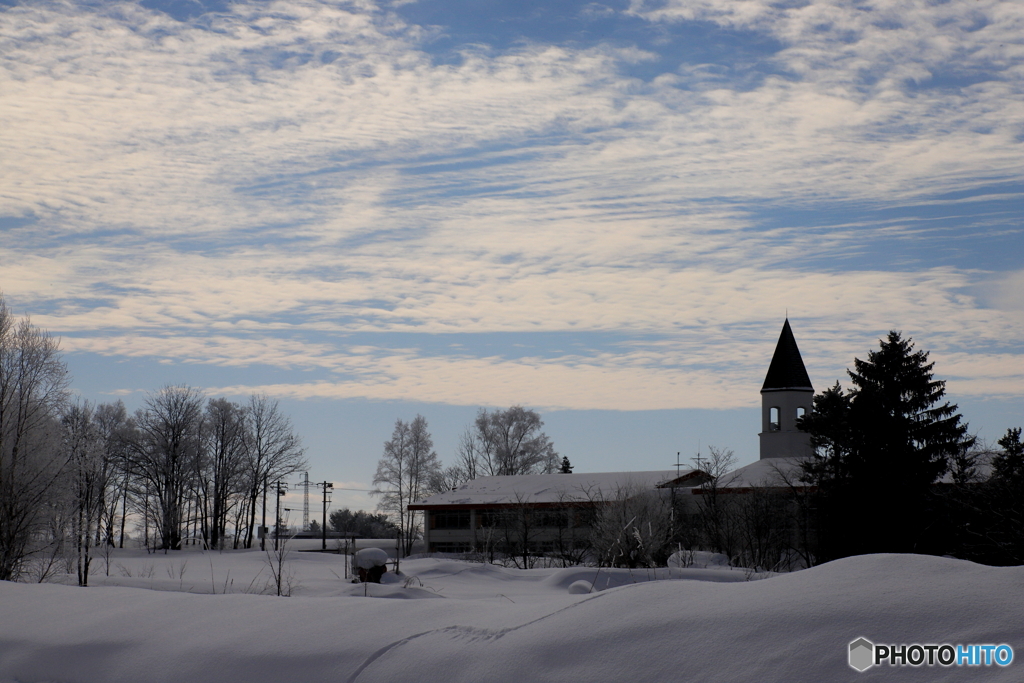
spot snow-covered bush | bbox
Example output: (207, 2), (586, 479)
(354, 548), (389, 583)
(354, 548), (389, 569)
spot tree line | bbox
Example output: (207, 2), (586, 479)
(0, 297), (306, 583)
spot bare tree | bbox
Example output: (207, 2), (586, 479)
(497, 492), (542, 569)
(92, 401), (134, 549)
(769, 459), (821, 569)
(372, 415), (441, 556)
(424, 427), (486, 495)
(198, 398), (248, 549)
(241, 394), (306, 550)
(546, 491), (592, 567)
(61, 401), (106, 585)
(264, 535), (295, 597)
(0, 297), (70, 580)
(472, 406), (558, 476)
(454, 427), (483, 480)
(589, 484), (673, 568)
(693, 446), (740, 562)
(129, 386), (204, 551)
(426, 464), (467, 496)
(735, 480), (794, 572)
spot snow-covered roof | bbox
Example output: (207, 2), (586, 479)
(705, 457), (807, 491)
(410, 470), (688, 509)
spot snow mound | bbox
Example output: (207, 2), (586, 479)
(2, 553), (1021, 682)
(542, 565), (747, 592)
(379, 571), (403, 585)
(340, 582), (446, 600)
(567, 580), (593, 594)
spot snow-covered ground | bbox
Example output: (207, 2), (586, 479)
(1, 545), (1020, 682)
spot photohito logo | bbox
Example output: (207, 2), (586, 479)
(848, 637), (1014, 672)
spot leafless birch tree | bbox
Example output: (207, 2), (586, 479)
(469, 407), (558, 476)
(61, 401), (106, 585)
(0, 297), (70, 580)
(372, 415), (440, 555)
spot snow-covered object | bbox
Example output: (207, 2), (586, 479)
(567, 580), (593, 594)
(354, 547), (390, 570)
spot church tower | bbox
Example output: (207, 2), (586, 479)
(759, 319), (814, 459)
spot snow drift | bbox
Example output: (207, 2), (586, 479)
(0, 553), (1020, 682)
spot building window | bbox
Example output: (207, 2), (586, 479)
(431, 511), (470, 529)
(796, 406), (806, 420)
(769, 407), (780, 432)
(478, 510), (506, 528)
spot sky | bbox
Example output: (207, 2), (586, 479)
(2, 0), (1023, 514)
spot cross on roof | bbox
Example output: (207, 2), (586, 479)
(692, 449), (706, 472)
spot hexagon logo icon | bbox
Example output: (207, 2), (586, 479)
(849, 637), (874, 672)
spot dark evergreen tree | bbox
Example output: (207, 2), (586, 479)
(993, 428), (1024, 481)
(798, 382), (853, 484)
(796, 383), (856, 562)
(329, 508), (399, 538)
(559, 456), (573, 474)
(798, 331), (972, 558)
(847, 332), (968, 489)
(964, 427), (1024, 564)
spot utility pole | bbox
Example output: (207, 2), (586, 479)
(274, 481), (288, 551)
(302, 472), (310, 532)
(671, 451), (681, 531)
(315, 481), (333, 551)
(260, 479), (268, 551)
(143, 484), (150, 550)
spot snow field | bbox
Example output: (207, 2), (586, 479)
(1, 550), (1020, 682)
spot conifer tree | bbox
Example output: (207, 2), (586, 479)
(993, 428), (1024, 481)
(799, 331), (972, 557)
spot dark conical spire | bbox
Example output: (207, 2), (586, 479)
(761, 319), (813, 392)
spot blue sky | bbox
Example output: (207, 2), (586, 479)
(2, 0), (1022, 512)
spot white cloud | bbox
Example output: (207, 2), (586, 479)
(2, 0), (1023, 410)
